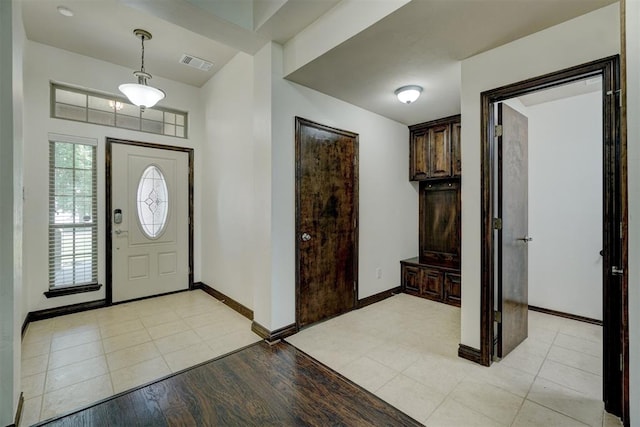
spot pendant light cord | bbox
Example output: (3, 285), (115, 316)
(140, 34), (145, 73)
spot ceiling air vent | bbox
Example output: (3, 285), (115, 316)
(179, 54), (213, 72)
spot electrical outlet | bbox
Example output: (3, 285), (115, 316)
(376, 268), (382, 279)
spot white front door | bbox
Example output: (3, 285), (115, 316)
(111, 143), (189, 302)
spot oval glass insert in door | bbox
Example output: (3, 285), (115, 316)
(136, 165), (169, 239)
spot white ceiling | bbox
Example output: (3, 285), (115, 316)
(20, 0), (618, 125)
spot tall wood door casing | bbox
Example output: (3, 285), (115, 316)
(295, 117), (358, 328)
(497, 103), (529, 358)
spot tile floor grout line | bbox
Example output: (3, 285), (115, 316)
(542, 352), (602, 377)
(421, 371), (473, 425)
(519, 328), (604, 427)
(24, 292), (616, 426)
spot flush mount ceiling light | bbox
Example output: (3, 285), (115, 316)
(57, 6), (74, 17)
(119, 29), (165, 109)
(395, 85), (423, 104)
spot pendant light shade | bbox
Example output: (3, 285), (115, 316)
(119, 29), (165, 109)
(119, 82), (165, 109)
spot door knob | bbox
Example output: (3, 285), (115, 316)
(517, 236), (533, 242)
(301, 232), (311, 242)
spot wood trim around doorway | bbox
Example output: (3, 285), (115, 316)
(475, 55), (626, 420)
(105, 138), (195, 305)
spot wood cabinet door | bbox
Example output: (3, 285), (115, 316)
(419, 181), (460, 267)
(422, 268), (443, 299)
(410, 129), (428, 180)
(444, 273), (461, 306)
(428, 124), (451, 178)
(452, 121), (461, 176)
(402, 264), (421, 293)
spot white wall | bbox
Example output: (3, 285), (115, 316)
(200, 52), (256, 309)
(22, 41), (205, 314)
(12, 0), (25, 418)
(625, 0), (640, 424)
(203, 42), (416, 329)
(269, 42), (417, 329)
(526, 91), (603, 320)
(0, 0), (25, 422)
(460, 3), (620, 349)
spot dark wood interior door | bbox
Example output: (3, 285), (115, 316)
(497, 103), (529, 358)
(295, 117), (358, 328)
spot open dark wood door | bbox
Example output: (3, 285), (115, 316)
(497, 103), (529, 358)
(295, 117), (358, 328)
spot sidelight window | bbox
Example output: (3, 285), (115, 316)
(48, 138), (98, 291)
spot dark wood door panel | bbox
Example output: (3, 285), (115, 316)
(497, 103), (529, 358)
(402, 264), (421, 293)
(452, 121), (462, 176)
(296, 117), (358, 328)
(428, 124), (451, 178)
(444, 273), (461, 307)
(410, 130), (429, 180)
(419, 181), (460, 267)
(423, 268), (443, 299)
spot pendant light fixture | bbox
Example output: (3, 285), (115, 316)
(119, 29), (165, 109)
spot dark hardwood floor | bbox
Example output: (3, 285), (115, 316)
(36, 341), (422, 426)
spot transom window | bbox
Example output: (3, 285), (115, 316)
(48, 138), (98, 290)
(51, 82), (188, 138)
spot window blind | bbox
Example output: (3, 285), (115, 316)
(48, 141), (98, 288)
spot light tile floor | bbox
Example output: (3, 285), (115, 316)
(19, 290), (261, 425)
(287, 293), (623, 427)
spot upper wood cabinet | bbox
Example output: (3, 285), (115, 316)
(409, 115), (461, 181)
(409, 129), (429, 180)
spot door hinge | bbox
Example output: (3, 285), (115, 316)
(620, 222), (623, 236)
(493, 218), (502, 230)
(354, 281), (357, 291)
(620, 353), (623, 371)
(607, 89), (623, 108)
(495, 125), (503, 137)
(612, 266), (624, 276)
(494, 310), (502, 324)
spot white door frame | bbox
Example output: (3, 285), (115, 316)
(106, 138), (194, 304)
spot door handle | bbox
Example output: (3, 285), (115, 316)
(301, 232), (311, 242)
(517, 236), (533, 242)
(114, 229), (128, 235)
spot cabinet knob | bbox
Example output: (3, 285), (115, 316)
(301, 232), (312, 242)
